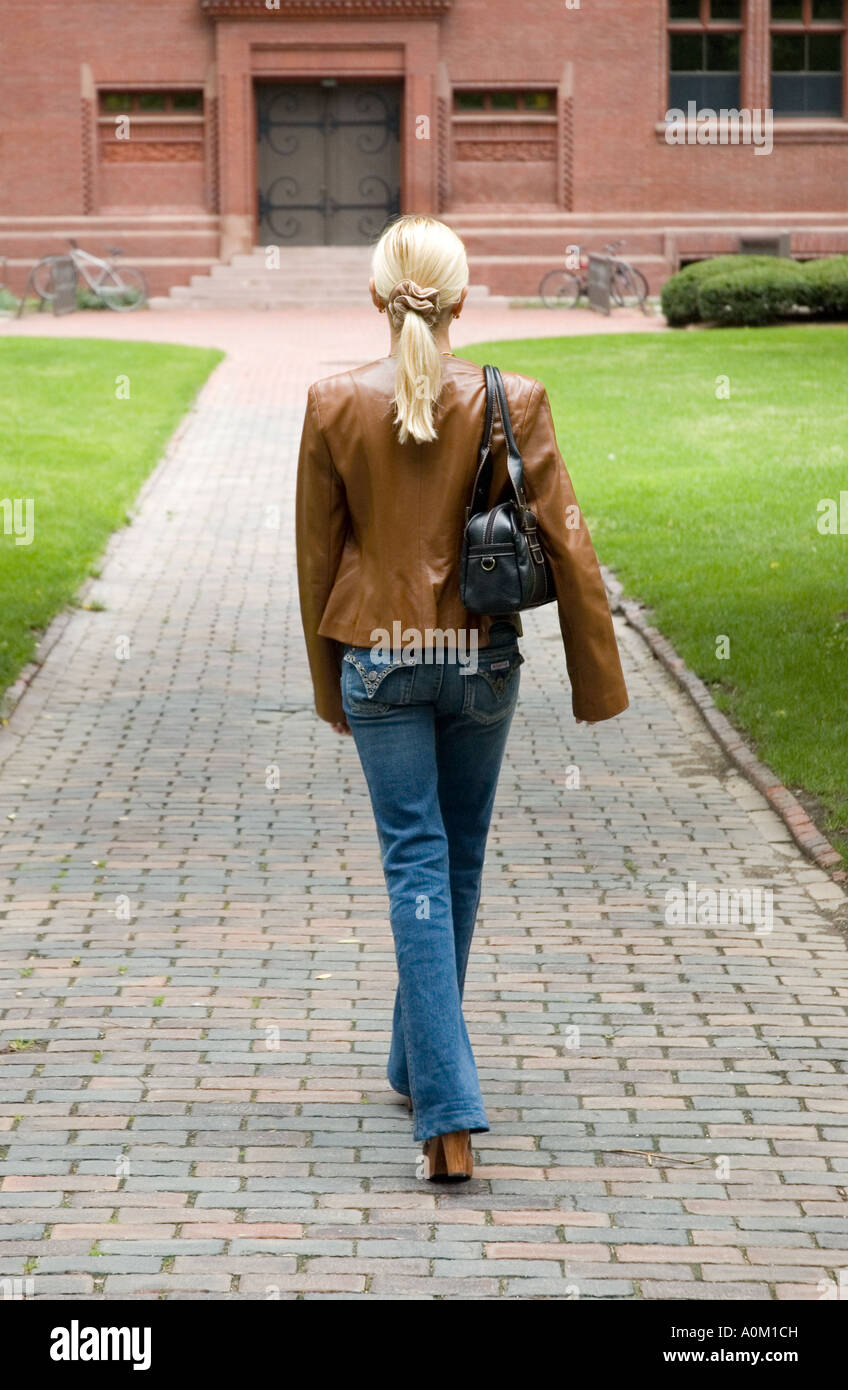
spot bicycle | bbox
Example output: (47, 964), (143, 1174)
(539, 240), (650, 312)
(606, 240), (650, 311)
(24, 238), (148, 312)
(539, 249), (589, 309)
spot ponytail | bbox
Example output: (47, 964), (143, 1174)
(371, 215), (469, 445)
(393, 307), (443, 445)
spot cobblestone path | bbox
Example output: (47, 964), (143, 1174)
(1, 310), (846, 1300)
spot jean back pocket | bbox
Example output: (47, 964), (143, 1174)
(341, 646), (415, 716)
(461, 641), (524, 725)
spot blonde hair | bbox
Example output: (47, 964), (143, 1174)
(371, 214), (469, 445)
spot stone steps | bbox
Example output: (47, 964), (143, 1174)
(149, 245), (508, 310)
(146, 214), (848, 307)
(151, 244), (370, 309)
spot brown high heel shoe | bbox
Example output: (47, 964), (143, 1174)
(422, 1129), (473, 1182)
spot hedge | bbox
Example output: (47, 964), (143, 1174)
(796, 256), (848, 315)
(661, 254), (848, 327)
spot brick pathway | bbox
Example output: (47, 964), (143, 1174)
(1, 306), (847, 1301)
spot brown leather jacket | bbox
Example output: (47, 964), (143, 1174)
(295, 353), (629, 726)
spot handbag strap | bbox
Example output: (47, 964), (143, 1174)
(467, 365), (496, 518)
(467, 365), (527, 520)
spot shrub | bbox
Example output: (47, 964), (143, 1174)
(696, 261), (808, 328)
(660, 255), (784, 326)
(661, 256), (736, 326)
(796, 256), (848, 316)
(661, 253), (848, 327)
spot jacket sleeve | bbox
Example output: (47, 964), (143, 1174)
(295, 385), (349, 724)
(519, 380), (629, 722)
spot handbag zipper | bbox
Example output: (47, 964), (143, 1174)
(481, 503), (549, 595)
(482, 501), (511, 546)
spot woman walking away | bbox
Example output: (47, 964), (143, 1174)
(295, 214), (628, 1181)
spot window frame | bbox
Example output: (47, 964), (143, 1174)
(667, 0), (746, 112)
(659, 0), (848, 134)
(769, 0), (846, 117)
(451, 87), (557, 117)
(97, 89), (205, 118)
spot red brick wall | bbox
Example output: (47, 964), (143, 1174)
(1, 0), (846, 295)
(0, 0), (213, 214)
(439, 0), (848, 212)
(4, 0), (847, 219)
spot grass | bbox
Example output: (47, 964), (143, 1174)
(0, 338), (223, 697)
(460, 325), (848, 863)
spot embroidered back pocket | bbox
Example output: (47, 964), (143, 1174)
(341, 648), (415, 716)
(461, 646), (524, 725)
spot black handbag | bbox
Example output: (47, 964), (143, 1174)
(459, 365), (556, 616)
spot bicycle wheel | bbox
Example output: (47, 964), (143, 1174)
(30, 256), (70, 303)
(539, 268), (581, 309)
(630, 267), (651, 312)
(95, 265), (148, 311)
(611, 264), (649, 309)
(609, 265), (627, 307)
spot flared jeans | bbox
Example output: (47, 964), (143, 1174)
(339, 622), (522, 1142)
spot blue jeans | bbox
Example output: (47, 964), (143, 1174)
(339, 622), (523, 1142)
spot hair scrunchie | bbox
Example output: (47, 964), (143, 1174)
(386, 279), (441, 329)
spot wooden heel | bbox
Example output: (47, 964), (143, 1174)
(422, 1129), (473, 1182)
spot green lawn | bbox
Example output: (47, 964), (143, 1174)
(0, 338), (223, 698)
(461, 326), (848, 863)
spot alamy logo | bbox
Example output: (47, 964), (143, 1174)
(1, 497), (35, 546)
(0, 1277), (34, 1299)
(664, 879), (773, 935)
(665, 103), (773, 156)
(50, 1320), (151, 1371)
(817, 491), (848, 534)
(369, 623), (479, 670)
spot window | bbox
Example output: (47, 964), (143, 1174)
(668, 0), (744, 109)
(453, 90), (555, 113)
(770, 0), (845, 115)
(98, 90), (204, 115)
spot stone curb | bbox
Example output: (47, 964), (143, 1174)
(603, 567), (846, 886)
(0, 606), (76, 726)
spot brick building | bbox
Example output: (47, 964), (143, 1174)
(1, 0), (847, 300)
